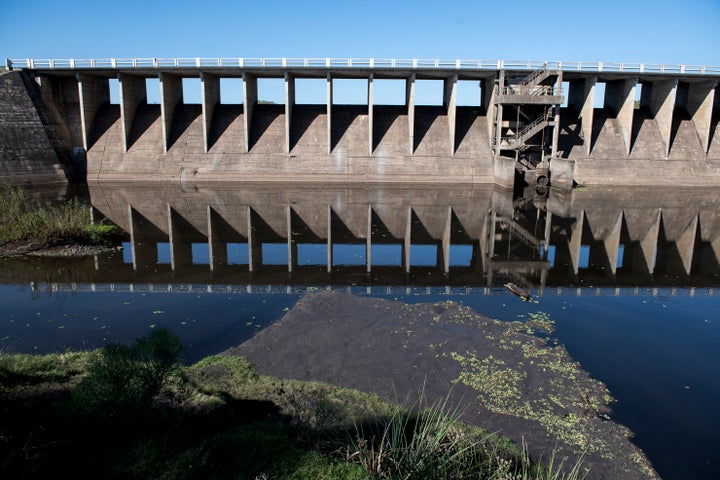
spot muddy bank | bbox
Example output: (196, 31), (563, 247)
(226, 291), (659, 480)
(0, 239), (119, 257)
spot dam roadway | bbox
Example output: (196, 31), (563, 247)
(2, 57), (720, 187)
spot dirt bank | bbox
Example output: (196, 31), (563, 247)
(226, 291), (659, 480)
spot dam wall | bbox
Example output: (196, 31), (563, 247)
(2, 58), (720, 187)
(0, 70), (71, 185)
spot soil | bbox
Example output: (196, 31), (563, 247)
(0, 239), (119, 257)
(226, 291), (660, 480)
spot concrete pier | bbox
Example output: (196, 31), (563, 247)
(2, 58), (720, 187)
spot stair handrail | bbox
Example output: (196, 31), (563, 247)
(517, 65), (548, 87)
(510, 113), (552, 145)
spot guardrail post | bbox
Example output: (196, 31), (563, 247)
(29, 58), (34, 69)
(195, 57), (201, 67)
(598, 62), (603, 72)
(111, 58), (117, 68)
(326, 57), (330, 67)
(70, 59), (75, 69)
(6, 58), (11, 70)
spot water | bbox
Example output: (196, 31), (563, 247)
(1, 182), (719, 479)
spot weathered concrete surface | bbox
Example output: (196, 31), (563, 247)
(0, 71), (70, 185)
(3, 69), (720, 187)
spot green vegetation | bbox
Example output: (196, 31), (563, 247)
(0, 185), (119, 249)
(449, 311), (614, 456)
(0, 330), (587, 479)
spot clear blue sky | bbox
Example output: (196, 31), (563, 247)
(1, 0), (718, 104)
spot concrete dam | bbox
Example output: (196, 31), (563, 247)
(2, 58), (720, 187)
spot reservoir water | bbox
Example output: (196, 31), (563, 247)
(1, 182), (718, 480)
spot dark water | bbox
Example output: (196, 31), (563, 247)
(1, 182), (719, 480)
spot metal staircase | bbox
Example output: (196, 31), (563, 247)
(516, 67), (553, 88)
(505, 113), (554, 150)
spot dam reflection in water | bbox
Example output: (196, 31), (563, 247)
(1, 183), (719, 479)
(88, 182), (720, 289)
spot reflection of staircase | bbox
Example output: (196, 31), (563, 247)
(497, 216), (544, 249)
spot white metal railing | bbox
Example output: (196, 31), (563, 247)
(6, 57), (720, 75)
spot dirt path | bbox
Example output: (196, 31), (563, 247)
(226, 291), (659, 480)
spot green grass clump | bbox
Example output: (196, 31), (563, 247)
(0, 185), (118, 247)
(0, 332), (588, 480)
(73, 328), (183, 419)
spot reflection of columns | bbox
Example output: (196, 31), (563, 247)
(569, 211), (585, 275)
(486, 212), (497, 285)
(687, 80), (717, 154)
(640, 79), (677, 157)
(604, 78), (637, 155)
(441, 206), (452, 274)
(639, 210), (661, 275)
(76, 73), (109, 150)
(247, 206), (262, 272)
(604, 212), (623, 275)
(366, 205), (372, 273)
(404, 206), (412, 274)
(242, 73), (257, 153)
(568, 76), (596, 155)
(287, 205), (295, 273)
(201, 72), (219, 153)
(168, 205), (192, 271)
(128, 205), (157, 271)
(207, 206), (227, 272)
(543, 212), (553, 259)
(327, 206), (333, 273)
(119, 73), (146, 152)
(285, 73), (295, 154)
(674, 213), (699, 276)
(406, 73), (415, 155)
(444, 73), (458, 155)
(368, 74), (374, 155)
(326, 73), (333, 154)
(160, 72), (182, 153)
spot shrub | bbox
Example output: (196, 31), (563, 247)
(73, 328), (183, 419)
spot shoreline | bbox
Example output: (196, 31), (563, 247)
(227, 291), (660, 480)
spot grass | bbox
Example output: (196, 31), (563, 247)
(0, 338), (588, 480)
(0, 185), (118, 247)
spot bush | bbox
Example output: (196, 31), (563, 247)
(73, 328), (183, 419)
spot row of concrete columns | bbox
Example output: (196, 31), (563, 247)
(75, 72), (468, 155)
(567, 77), (718, 156)
(128, 203), (469, 274)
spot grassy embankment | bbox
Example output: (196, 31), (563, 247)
(0, 329), (587, 480)
(0, 186), (118, 251)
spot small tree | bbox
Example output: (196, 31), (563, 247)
(73, 328), (183, 419)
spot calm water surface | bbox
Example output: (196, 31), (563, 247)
(1, 182), (718, 480)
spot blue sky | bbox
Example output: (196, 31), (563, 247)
(1, 0), (718, 104)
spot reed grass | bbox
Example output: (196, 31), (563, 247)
(0, 185), (114, 246)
